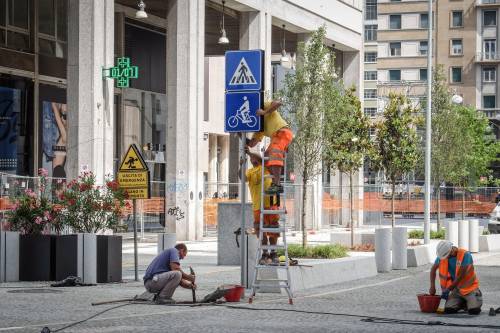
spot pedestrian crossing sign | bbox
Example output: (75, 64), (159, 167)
(225, 50), (263, 91)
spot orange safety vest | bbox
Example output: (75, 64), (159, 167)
(439, 248), (479, 296)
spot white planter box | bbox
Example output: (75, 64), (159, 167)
(0, 231), (19, 282)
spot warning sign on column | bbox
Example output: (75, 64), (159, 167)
(118, 144), (150, 199)
(118, 171), (149, 188)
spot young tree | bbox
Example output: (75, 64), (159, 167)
(375, 93), (421, 227)
(280, 26), (337, 247)
(430, 66), (464, 229)
(324, 87), (373, 248)
(448, 105), (500, 218)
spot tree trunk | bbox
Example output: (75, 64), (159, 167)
(391, 181), (396, 228)
(461, 187), (465, 220)
(350, 172), (354, 249)
(301, 172), (308, 248)
(436, 187), (441, 231)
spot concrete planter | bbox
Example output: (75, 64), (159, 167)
(479, 234), (500, 252)
(407, 244), (432, 267)
(458, 220), (469, 250)
(0, 231), (19, 282)
(330, 232), (375, 247)
(392, 227), (407, 270)
(96, 235), (122, 283)
(19, 234), (55, 281)
(157, 233), (176, 254)
(375, 228), (391, 273)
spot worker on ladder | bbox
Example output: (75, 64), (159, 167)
(247, 99), (294, 194)
(241, 147), (280, 265)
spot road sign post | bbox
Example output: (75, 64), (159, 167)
(225, 49), (264, 288)
(117, 144), (150, 282)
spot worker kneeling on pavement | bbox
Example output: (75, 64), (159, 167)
(429, 240), (482, 315)
(143, 243), (196, 304)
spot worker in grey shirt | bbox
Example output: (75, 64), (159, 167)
(143, 243), (196, 304)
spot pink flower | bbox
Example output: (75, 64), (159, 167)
(34, 216), (43, 225)
(24, 189), (36, 198)
(38, 168), (49, 177)
(43, 211), (52, 221)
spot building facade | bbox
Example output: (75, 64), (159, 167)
(0, 0), (363, 239)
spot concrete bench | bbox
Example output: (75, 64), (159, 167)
(407, 244), (432, 267)
(479, 234), (500, 252)
(330, 232), (375, 247)
(256, 256), (377, 293)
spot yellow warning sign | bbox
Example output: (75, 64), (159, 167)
(118, 171), (149, 188)
(123, 187), (149, 199)
(118, 144), (150, 199)
(119, 144), (148, 171)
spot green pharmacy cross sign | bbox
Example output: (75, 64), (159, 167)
(103, 57), (139, 88)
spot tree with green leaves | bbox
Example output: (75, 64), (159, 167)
(375, 93), (421, 227)
(280, 26), (337, 247)
(448, 105), (500, 218)
(324, 87), (373, 247)
(430, 65), (465, 230)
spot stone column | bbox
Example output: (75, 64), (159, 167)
(218, 135), (230, 196)
(239, 10), (272, 92)
(67, 0), (114, 183)
(165, 0), (205, 240)
(208, 134), (218, 198)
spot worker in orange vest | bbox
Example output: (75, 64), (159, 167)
(429, 240), (482, 315)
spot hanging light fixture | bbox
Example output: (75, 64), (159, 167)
(281, 24), (289, 63)
(218, 0), (230, 45)
(135, 0), (148, 19)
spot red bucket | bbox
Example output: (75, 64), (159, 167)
(223, 285), (245, 302)
(417, 294), (441, 313)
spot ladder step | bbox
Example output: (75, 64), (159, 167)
(263, 157), (286, 161)
(260, 245), (286, 250)
(260, 227), (286, 233)
(262, 209), (286, 215)
(255, 264), (289, 269)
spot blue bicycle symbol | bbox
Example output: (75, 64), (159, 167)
(228, 96), (257, 128)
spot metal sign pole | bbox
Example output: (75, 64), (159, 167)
(133, 199), (138, 282)
(240, 135), (247, 288)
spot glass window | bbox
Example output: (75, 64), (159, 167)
(365, 0), (377, 20)
(483, 67), (496, 82)
(420, 13), (428, 29)
(8, 0), (28, 29)
(390, 15), (401, 29)
(452, 11), (463, 27)
(484, 10), (497, 26)
(420, 68), (428, 81)
(364, 71), (377, 81)
(389, 70), (401, 81)
(390, 42), (401, 56)
(419, 41), (428, 56)
(57, 0), (67, 41)
(484, 39), (497, 59)
(364, 89), (377, 99)
(0, 0), (5, 26)
(451, 39), (463, 55)
(39, 0), (55, 36)
(364, 52), (377, 63)
(364, 107), (377, 118)
(364, 24), (377, 42)
(451, 67), (462, 83)
(484, 95), (496, 108)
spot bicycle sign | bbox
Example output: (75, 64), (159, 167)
(224, 91), (262, 132)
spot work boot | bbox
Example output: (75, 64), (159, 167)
(155, 296), (176, 305)
(265, 184), (284, 195)
(259, 253), (269, 265)
(269, 251), (280, 265)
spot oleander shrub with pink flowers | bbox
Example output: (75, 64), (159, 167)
(7, 168), (63, 235)
(57, 171), (128, 233)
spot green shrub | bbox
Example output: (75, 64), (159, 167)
(483, 229), (490, 235)
(278, 244), (348, 259)
(408, 229), (445, 239)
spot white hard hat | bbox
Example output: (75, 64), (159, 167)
(436, 240), (453, 259)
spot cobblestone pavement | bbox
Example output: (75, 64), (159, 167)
(1, 239), (500, 332)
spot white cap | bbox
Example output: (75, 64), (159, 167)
(436, 240), (453, 259)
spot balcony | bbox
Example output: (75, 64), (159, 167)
(480, 108), (500, 119)
(477, 0), (500, 5)
(476, 52), (500, 62)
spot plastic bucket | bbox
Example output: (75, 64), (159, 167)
(223, 285), (244, 302)
(417, 294), (441, 313)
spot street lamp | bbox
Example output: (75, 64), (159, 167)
(451, 94), (463, 105)
(423, 0), (433, 244)
(135, 0), (148, 19)
(280, 24), (289, 63)
(218, 1), (230, 45)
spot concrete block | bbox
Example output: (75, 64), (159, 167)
(330, 232), (375, 247)
(479, 234), (500, 252)
(469, 219), (479, 253)
(447, 220), (459, 245)
(392, 227), (407, 270)
(407, 245), (432, 267)
(217, 202), (253, 265)
(458, 220), (469, 250)
(0, 231), (19, 282)
(375, 228), (391, 272)
(157, 233), (176, 254)
(77, 233), (97, 285)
